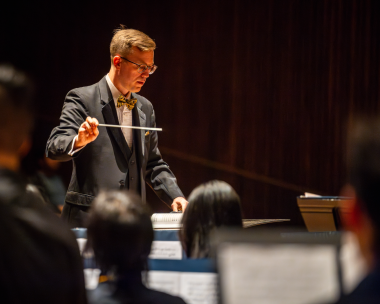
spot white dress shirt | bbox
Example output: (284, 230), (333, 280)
(68, 74), (133, 156)
(105, 74), (133, 149)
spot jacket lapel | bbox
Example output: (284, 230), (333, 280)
(132, 94), (146, 159)
(99, 77), (132, 161)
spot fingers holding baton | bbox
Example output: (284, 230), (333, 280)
(84, 117), (99, 136)
(75, 117), (99, 149)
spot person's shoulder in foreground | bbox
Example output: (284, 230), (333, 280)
(331, 118), (380, 304)
(0, 174), (87, 304)
(0, 63), (87, 304)
(335, 271), (380, 303)
(88, 280), (187, 304)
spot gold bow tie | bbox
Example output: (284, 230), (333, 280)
(117, 95), (137, 110)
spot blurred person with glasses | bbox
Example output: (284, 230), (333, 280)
(47, 26), (188, 227)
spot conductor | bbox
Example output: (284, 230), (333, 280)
(46, 27), (188, 227)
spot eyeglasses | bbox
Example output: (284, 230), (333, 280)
(120, 57), (158, 75)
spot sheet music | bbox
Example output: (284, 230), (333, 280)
(147, 271), (217, 304)
(218, 243), (340, 304)
(180, 273), (218, 304)
(149, 241), (183, 260)
(300, 192), (322, 198)
(151, 213), (183, 222)
(151, 213), (183, 229)
(147, 271), (181, 295)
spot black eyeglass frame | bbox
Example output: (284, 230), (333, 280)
(120, 57), (158, 75)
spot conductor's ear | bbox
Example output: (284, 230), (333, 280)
(113, 56), (122, 69)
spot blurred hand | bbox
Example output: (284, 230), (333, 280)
(74, 117), (99, 149)
(171, 197), (188, 212)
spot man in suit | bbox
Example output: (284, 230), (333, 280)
(0, 64), (87, 303)
(46, 27), (188, 227)
(336, 118), (380, 304)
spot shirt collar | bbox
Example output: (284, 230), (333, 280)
(105, 74), (131, 106)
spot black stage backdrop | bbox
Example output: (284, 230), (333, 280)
(2, 0), (380, 226)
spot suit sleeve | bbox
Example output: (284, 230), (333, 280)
(145, 106), (185, 206)
(46, 90), (88, 162)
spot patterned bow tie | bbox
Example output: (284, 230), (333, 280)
(117, 95), (137, 110)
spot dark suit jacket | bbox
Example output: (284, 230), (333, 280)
(46, 77), (184, 207)
(0, 168), (87, 304)
(334, 265), (380, 304)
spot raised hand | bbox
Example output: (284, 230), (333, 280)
(74, 117), (99, 149)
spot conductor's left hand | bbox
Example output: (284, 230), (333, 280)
(171, 197), (188, 212)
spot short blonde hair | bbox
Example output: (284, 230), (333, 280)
(110, 26), (156, 59)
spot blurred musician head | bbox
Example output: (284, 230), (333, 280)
(180, 180), (243, 258)
(87, 191), (187, 304)
(334, 117), (380, 303)
(0, 64), (87, 304)
(343, 118), (380, 269)
(87, 190), (154, 275)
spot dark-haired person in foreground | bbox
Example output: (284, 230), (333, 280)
(0, 64), (87, 303)
(179, 180), (243, 258)
(46, 27), (187, 228)
(335, 118), (380, 304)
(86, 190), (186, 304)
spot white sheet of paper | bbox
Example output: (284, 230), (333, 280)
(299, 192), (322, 198)
(84, 268), (101, 290)
(147, 271), (181, 295)
(218, 243), (340, 304)
(149, 241), (183, 260)
(147, 271), (217, 304)
(340, 232), (367, 294)
(76, 238), (87, 255)
(180, 272), (218, 304)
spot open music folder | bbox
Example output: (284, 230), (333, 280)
(213, 228), (343, 304)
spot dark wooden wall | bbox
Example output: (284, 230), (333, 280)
(2, 0), (380, 226)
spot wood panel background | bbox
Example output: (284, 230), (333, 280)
(2, 0), (380, 226)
